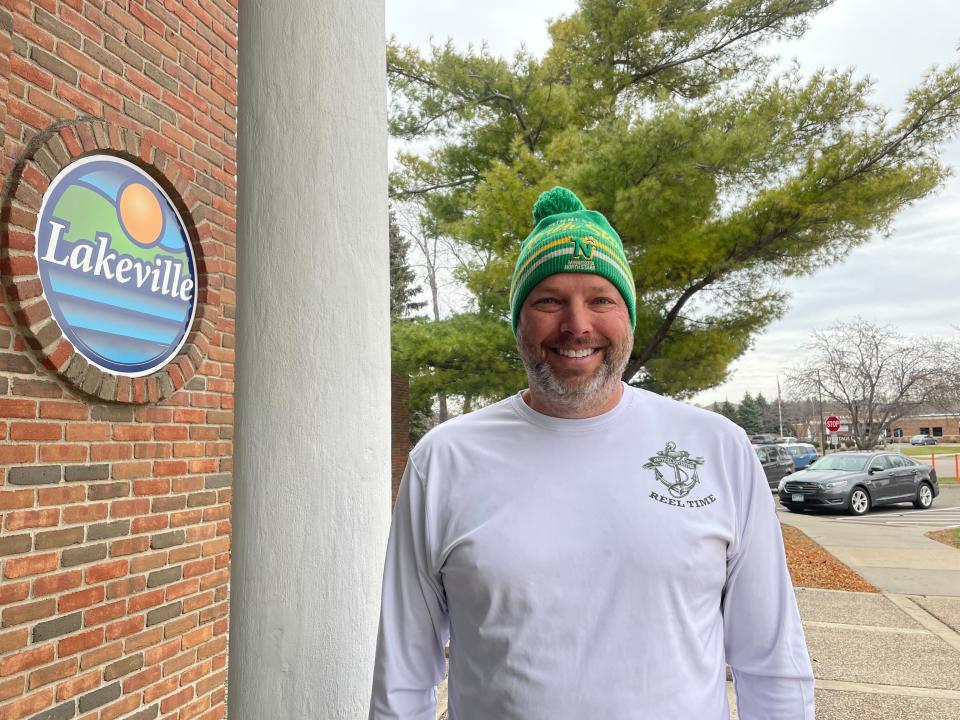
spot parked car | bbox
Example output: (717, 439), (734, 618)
(755, 444), (795, 489)
(750, 434), (777, 444)
(784, 443), (819, 470)
(778, 451), (938, 516)
(910, 434), (937, 446)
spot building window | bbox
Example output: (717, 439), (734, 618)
(933, 427), (943, 437)
(893, 428), (903, 438)
(920, 427), (930, 435)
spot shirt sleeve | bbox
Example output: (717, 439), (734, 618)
(369, 458), (449, 720)
(722, 439), (815, 720)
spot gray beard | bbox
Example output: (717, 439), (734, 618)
(517, 328), (633, 416)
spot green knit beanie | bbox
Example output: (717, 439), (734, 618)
(509, 186), (636, 333)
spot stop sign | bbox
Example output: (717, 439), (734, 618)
(825, 416), (841, 433)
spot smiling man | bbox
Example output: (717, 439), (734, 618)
(370, 188), (814, 719)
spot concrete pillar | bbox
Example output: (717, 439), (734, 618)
(231, 1), (390, 717)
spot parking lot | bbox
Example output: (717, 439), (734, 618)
(781, 485), (960, 529)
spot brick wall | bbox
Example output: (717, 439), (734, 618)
(390, 373), (410, 507)
(0, 3), (236, 720)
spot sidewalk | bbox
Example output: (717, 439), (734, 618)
(728, 588), (960, 719)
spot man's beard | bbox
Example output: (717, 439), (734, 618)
(517, 325), (634, 416)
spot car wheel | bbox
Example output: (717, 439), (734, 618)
(848, 487), (871, 516)
(913, 482), (934, 510)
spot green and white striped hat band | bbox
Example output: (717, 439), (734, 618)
(510, 186), (637, 333)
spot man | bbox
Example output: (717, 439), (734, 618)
(370, 187), (814, 719)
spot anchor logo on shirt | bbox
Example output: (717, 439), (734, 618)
(643, 441), (704, 499)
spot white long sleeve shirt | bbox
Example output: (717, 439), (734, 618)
(370, 385), (814, 719)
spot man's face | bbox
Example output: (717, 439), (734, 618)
(516, 273), (633, 416)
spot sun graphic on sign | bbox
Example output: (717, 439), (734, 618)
(117, 182), (165, 247)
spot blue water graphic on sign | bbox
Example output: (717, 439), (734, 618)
(35, 156), (197, 377)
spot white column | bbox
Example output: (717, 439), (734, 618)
(232, 0), (390, 716)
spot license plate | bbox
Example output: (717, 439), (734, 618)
(792, 494), (804, 502)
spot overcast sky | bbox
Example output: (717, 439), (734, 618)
(386, 0), (960, 406)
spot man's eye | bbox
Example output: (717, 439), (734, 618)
(593, 297), (615, 305)
(533, 298), (559, 305)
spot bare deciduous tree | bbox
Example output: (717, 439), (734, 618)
(787, 319), (954, 450)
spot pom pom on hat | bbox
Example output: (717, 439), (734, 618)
(532, 186), (585, 225)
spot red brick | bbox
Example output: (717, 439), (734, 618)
(58, 627), (104, 658)
(93, 693), (137, 720)
(105, 615), (144, 641)
(0, 398), (37, 418)
(82, 599), (125, 626)
(183, 559), (215, 579)
(0, 490), (33, 511)
(0, 629), (28, 655)
(0, 643), (54, 675)
(39, 401), (87, 420)
(0, 443), (36, 465)
(39, 443), (88, 463)
(0, 676), (24, 702)
(3, 552), (58, 579)
(86, 560), (128, 584)
(91, 443), (133, 462)
(0, 582), (31, 606)
(65, 423), (111, 441)
(9, 422), (61, 441)
(143, 674), (178, 702)
(144, 638), (179, 666)
(59, 587), (106, 614)
(110, 498), (150, 518)
(55, 667), (100, 700)
(170, 510), (203, 527)
(4, 508), (58, 531)
(127, 589), (164, 614)
(127, 512), (168, 536)
(161, 685), (194, 713)
(37, 485), (85, 506)
(32, 570), (83, 597)
(110, 537), (150, 558)
(106, 576), (146, 601)
(113, 424), (152, 441)
(155, 426), (188, 441)
(63, 504), (109, 524)
(165, 579), (200, 602)
(134, 478), (171, 496)
(111, 461), (152, 480)
(174, 409), (205, 424)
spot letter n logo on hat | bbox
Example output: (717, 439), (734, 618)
(571, 237), (594, 259)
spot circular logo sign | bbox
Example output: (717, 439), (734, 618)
(35, 155), (196, 377)
(825, 416), (841, 433)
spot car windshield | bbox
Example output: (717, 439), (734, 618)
(808, 454), (868, 472)
(786, 447), (809, 457)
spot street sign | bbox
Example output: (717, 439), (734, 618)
(825, 416), (841, 433)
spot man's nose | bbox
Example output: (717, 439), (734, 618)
(559, 303), (592, 335)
